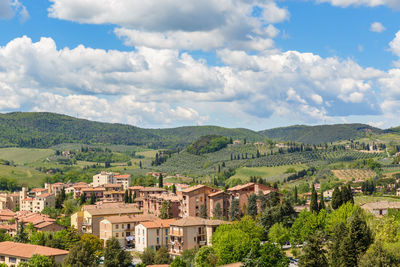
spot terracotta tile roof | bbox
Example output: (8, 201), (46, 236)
(103, 214), (157, 224)
(0, 209), (16, 217)
(103, 184), (123, 188)
(147, 193), (181, 202)
(0, 241), (68, 258)
(34, 221), (56, 229)
(140, 219), (176, 229)
(129, 186), (144, 190)
(114, 174), (131, 179)
(170, 216), (227, 227)
(220, 263), (243, 267)
(36, 193), (53, 198)
(361, 201), (400, 210)
(227, 183), (254, 191)
(30, 188), (48, 192)
(181, 184), (206, 193)
(85, 204), (141, 216)
(208, 190), (225, 197)
(82, 188), (106, 192)
(140, 187), (167, 192)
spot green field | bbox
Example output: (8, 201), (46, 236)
(354, 195), (400, 205)
(0, 148), (54, 165)
(227, 164), (307, 184)
(0, 164), (47, 187)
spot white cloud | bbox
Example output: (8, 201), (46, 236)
(0, 0), (29, 21)
(0, 36), (387, 127)
(370, 22), (386, 33)
(48, 0), (289, 51)
(316, 0), (400, 9)
(389, 31), (400, 66)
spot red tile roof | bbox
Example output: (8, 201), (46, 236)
(0, 241), (68, 258)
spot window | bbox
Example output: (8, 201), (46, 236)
(165, 229), (168, 234)
(126, 232), (130, 236)
(116, 224), (119, 230)
(194, 237), (196, 242)
(0, 256), (4, 261)
(116, 233), (119, 237)
(122, 232), (124, 237)
(9, 257), (16, 263)
(157, 237), (159, 244)
(156, 229), (159, 236)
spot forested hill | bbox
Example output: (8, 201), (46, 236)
(259, 124), (383, 144)
(0, 112), (385, 148)
(0, 112), (264, 148)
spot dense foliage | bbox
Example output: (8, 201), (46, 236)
(186, 135), (231, 155)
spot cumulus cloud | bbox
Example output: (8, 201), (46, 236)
(0, 0), (28, 21)
(48, 0), (289, 51)
(0, 36), (387, 127)
(315, 0), (400, 9)
(389, 31), (400, 66)
(370, 22), (386, 33)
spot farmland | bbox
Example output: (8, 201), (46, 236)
(0, 147), (54, 165)
(0, 164), (47, 187)
(227, 164), (307, 184)
(332, 169), (377, 182)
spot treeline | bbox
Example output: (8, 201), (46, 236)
(186, 135), (230, 155)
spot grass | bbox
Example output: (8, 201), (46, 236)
(227, 164), (306, 184)
(0, 148), (54, 165)
(0, 164), (47, 187)
(354, 195), (400, 205)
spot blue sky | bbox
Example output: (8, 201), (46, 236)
(1, 0), (400, 130)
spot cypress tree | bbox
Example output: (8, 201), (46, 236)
(199, 204), (207, 219)
(139, 161), (142, 169)
(124, 189), (129, 203)
(299, 231), (328, 267)
(310, 184), (318, 213)
(90, 193), (96, 205)
(213, 202), (223, 219)
(318, 191), (325, 211)
(172, 184), (177, 194)
(229, 198), (240, 221)
(347, 184), (354, 204)
(128, 190), (133, 203)
(159, 173), (163, 188)
(247, 194), (258, 218)
(294, 186), (298, 204)
(79, 192), (86, 205)
(331, 186), (342, 209)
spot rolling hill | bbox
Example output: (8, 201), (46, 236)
(0, 112), (386, 148)
(259, 124), (383, 144)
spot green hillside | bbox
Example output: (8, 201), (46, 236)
(0, 112), (264, 149)
(0, 112), (387, 149)
(259, 124), (383, 144)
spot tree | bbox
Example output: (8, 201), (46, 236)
(212, 216), (263, 265)
(139, 161), (142, 169)
(140, 248), (155, 266)
(19, 254), (54, 267)
(64, 242), (98, 267)
(79, 192), (86, 205)
(104, 238), (133, 267)
(358, 241), (400, 267)
(15, 222), (29, 243)
(247, 193), (258, 218)
(172, 184), (177, 194)
(318, 191), (325, 211)
(90, 193), (96, 205)
(181, 247), (199, 267)
(170, 256), (188, 267)
(213, 202), (223, 219)
(242, 241), (289, 267)
(194, 246), (218, 267)
(159, 200), (172, 219)
(128, 190), (133, 203)
(154, 247), (172, 264)
(80, 234), (103, 260)
(124, 189), (129, 203)
(200, 204), (207, 219)
(294, 186), (298, 204)
(310, 184), (318, 213)
(299, 231), (328, 267)
(229, 198), (240, 221)
(331, 186), (342, 209)
(268, 223), (289, 247)
(159, 173), (163, 188)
